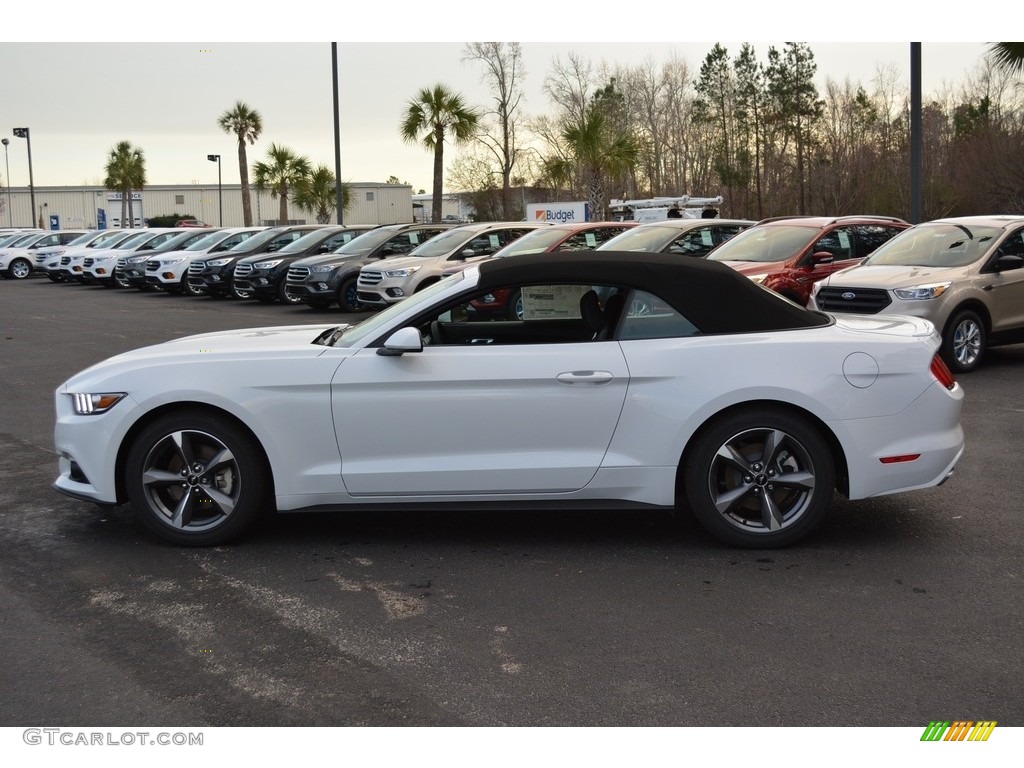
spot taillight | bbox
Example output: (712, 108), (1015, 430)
(930, 354), (956, 390)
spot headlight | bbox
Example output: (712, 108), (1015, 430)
(384, 266), (421, 278)
(69, 392), (127, 415)
(310, 264), (337, 273)
(894, 283), (951, 300)
(161, 257), (189, 265)
(747, 274), (768, 285)
(207, 258), (232, 267)
(252, 259), (283, 270)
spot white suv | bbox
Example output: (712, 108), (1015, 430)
(356, 221), (550, 308)
(810, 215), (1024, 372)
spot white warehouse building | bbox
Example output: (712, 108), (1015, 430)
(0, 182), (415, 230)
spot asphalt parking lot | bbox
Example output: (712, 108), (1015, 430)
(0, 276), (1021, 727)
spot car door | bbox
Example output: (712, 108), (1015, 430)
(984, 228), (1024, 333)
(332, 282), (630, 496)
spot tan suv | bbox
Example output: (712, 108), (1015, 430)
(810, 215), (1024, 372)
(356, 221), (550, 308)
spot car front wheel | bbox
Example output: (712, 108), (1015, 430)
(125, 412), (270, 546)
(943, 309), (985, 373)
(683, 408), (834, 548)
(8, 258), (32, 279)
(337, 276), (363, 313)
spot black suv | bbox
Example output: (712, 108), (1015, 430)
(285, 223), (453, 311)
(187, 226), (324, 298)
(230, 225), (376, 304)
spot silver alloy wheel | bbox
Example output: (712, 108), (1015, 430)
(705, 426), (817, 534)
(140, 429), (241, 533)
(232, 284), (253, 300)
(9, 258), (31, 279)
(952, 316), (982, 368)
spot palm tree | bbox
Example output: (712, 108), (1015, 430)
(989, 43), (1024, 76)
(103, 141), (146, 228)
(542, 109), (638, 221)
(218, 101), (263, 226)
(293, 164), (350, 224)
(252, 144), (312, 225)
(400, 84), (481, 222)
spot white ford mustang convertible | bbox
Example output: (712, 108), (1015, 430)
(54, 252), (964, 548)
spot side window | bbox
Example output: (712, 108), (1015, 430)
(991, 230), (1024, 266)
(667, 227), (716, 257)
(557, 232), (600, 251)
(422, 283), (624, 345)
(617, 290), (701, 340)
(813, 228), (853, 260)
(856, 225), (904, 258)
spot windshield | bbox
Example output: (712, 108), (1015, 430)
(862, 223), (1001, 267)
(331, 271), (470, 347)
(405, 227), (477, 258)
(332, 226), (404, 255)
(90, 231), (135, 248)
(63, 231), (103, 247)
(277, 228), (344, 254)
(118, 232), (157, 249)
(492, 228), (572, 256)
(184, 230), (230, 251)
(229, 228), (288, 253)
(598, 224), (688, 253)
(6, 234), (39, 247)
(706, 225), (817, 263)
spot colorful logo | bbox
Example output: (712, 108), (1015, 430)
(920, 721), (997, 741)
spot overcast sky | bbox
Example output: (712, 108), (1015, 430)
(0, 6), (1003, 194)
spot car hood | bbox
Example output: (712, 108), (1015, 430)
(64, 324), (343, 386)
(367, 255), (434, 270)
(825, 263), (970, 288)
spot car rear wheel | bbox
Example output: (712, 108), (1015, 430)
(942, 309), (985, 373)
(8, 258), (32, 279)
(125, 412), (270, 546)
(683, 407), (834, 548)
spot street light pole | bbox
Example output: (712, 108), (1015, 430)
(207, 154), (222, 226)
(12, 128), (35, 229)
(1, 138), (12, 227)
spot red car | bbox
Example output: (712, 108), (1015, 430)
(705, 215), (911, 305)
(444, 221), (638, 319)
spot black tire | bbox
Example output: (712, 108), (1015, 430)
(8, 258), (32, 280)
(336, 275), (363, 313)
(277, 278), (302, 305)
(507, 289), (524, 320)
(184, 279), (205, 297)
(683, 407), (834, 548)
(231, 282), (253, 300)
(125, 411), (270, 546)
(256, 294), (276, 304)
(115, 272), (132, 288)
(942, 309), (985, 373)
(47, 272), (63, 282)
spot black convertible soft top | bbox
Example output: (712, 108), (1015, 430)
(476, 251), (830, 334)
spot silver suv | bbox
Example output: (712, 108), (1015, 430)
(810, 215), (1024, 372)
(356, 221), (550, 308)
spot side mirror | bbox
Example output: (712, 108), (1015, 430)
(995, 253), (1024, 271)
(810, 250), (834, 266)
(376, 326), (423, 356)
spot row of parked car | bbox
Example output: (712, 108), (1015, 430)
(5, 211), (1024, 373)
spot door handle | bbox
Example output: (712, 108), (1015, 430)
(556, 370), (614, 384)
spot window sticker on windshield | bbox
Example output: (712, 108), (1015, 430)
(409, 234), (421, 245)
(701, 230), (713, 246)
(522, 285), (590, 320)
(489, 234), (501, 248)
(838, 231), (851, 249)
(585, 233), (597, 247)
